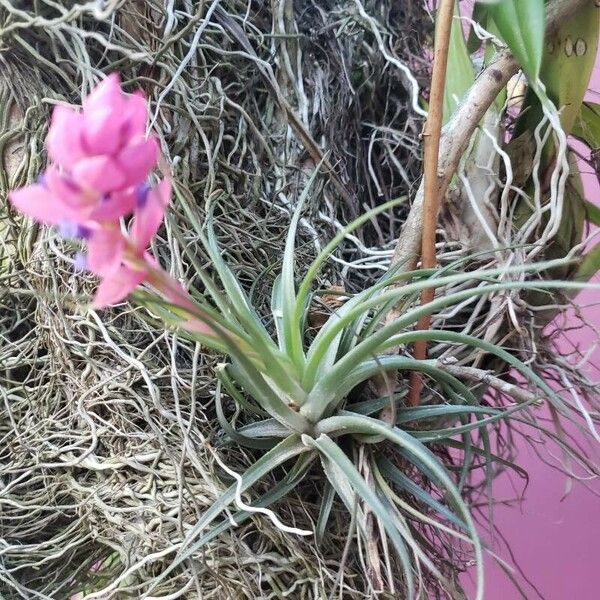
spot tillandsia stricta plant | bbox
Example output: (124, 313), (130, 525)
(9, 74), (599, 599)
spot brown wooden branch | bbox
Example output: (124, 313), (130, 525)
(407, 0), (455, 407)
(435, 362), (542, 404)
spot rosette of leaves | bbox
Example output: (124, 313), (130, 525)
(128, 169), (591, 599)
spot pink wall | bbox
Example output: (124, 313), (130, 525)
(462, 48), (600, 599)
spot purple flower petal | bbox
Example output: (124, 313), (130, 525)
(135, 182), (151, 208)
(58, 219), (90, 239)
(131, 179), (171, 249)
(74, 252), (88, 272)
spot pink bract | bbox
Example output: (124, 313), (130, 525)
(47, 73), (158, 193)
(9, 166), (138, 227)
(87, 179), (171, 308)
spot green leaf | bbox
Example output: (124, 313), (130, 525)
(377, 456), (468, 532)
(572, 102), (600, 150)
(442, 2), (475, 123)
(467, 2), (490, 53)
(305, 272), (593, 420)
(295, 197), (405, 332)
(487, 0), (545, 80)
(237, 418), (290, 439)
(316, 480), (336, 542)
(270, 274), (286, 352)
(215, 375), (278, 449)
(306, 434), (416, 599)
(584, 200), (600, 228)
(216, 363), (269, 417)
(146, 452), (314, 595)
(314, 415), (485, 600)
(280, 163), (324, 370)
(575, 243), (600, 283)
(514, 6), (599, 141)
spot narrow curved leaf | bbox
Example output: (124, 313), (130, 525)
(306, 434), (416, 599)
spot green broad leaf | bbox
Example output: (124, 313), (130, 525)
(574, 243), (600, 283)
(442, 2), (475, 123)
(584, 199), (600, 228)
(466, 2), (490, 54)
(541, 5), (599, 136)
(487, 0), (545, 80)
(514, 5), (599, 141)
(572, 102), (600, 150)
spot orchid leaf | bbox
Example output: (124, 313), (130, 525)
(487, 0), (545, 81)
(574, 243), (600, 283)
(442, 2), (475, 123)
(572, 102), (600, 150)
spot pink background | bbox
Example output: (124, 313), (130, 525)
(462, 43), (600, 599)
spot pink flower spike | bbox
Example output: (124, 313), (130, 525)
(45, 74), (158, 195)
(83, 105), (126, 155)
(82, 74), (123, 114)
(131, 179), (171, 249)
(44, 166), (90, 211)
(92, 265), (147, 309)
(183, 318), (216, 336)
(82, 75), (130, 155)
(47, 105), (85, 166)
(122, 91), (150, 138)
